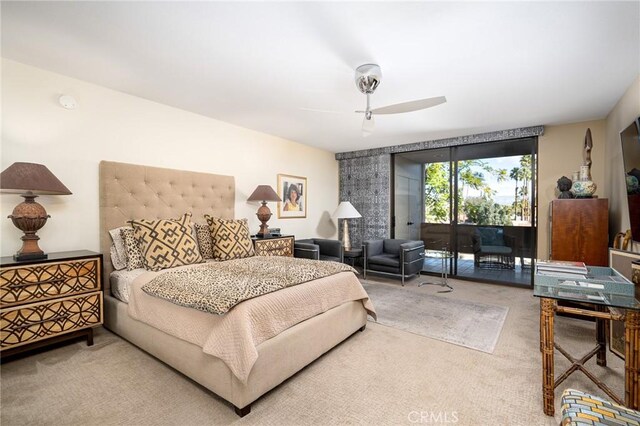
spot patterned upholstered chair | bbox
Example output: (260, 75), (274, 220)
(294, 238), (343, 263)
(561, 389), (640, 425)
(363, 239), (425, 286)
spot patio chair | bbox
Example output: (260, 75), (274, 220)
(471, 227), (515, 269)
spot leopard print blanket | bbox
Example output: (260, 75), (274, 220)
(142, 256), (357, 315)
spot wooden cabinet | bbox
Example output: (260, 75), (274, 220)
(0, 251), (103, 357)
(550, 199), (609, 266)
(252, 236), (294, 257)
(633, 261), (640, 300)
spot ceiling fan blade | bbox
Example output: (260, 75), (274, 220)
(371, 96), (447, 115)
(362, 115), (375, 137)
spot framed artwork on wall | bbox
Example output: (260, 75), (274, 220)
(277, 174), (307, 218)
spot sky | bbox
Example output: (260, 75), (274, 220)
(466, 155), (526, 206)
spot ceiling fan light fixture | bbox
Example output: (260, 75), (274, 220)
(355, 64), (382, 94)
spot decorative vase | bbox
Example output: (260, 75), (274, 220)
(627, 175), (639, 194)
(571, 179), (597, 198)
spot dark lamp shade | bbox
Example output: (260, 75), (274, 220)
(247, 185), (281, 202)
(0, 162), (72, 195)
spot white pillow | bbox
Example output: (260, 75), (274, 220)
(108, 226), (131, 270)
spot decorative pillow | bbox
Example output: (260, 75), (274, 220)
(121, 227), (145, 270)
(205, 216), (255, 261)
(194, 223), (214, 259)
(109, 226), (130, 271)
(109, 245), (126, 271)
(131, 213), (203, 271)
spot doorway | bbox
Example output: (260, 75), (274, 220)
(394, 155), (422, 240)
(393, 137), (537, 287)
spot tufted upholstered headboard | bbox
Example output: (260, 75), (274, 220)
(99, 161), (235, 290)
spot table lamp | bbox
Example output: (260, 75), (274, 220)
(332, 201), (362, 251)
(0, 162), (72, 260)
(247, 185), (281, 237)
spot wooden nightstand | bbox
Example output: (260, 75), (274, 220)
(252, 235), (295, 257)
(0, 250), (103, 358)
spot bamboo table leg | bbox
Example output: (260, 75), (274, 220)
(596, 305), (607, 366)
(541, 297), (556, 416)
(540, 303), (544, 353)
(626, 310), (640, 409)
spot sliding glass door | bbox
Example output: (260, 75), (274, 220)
(393, 138), (537, 287)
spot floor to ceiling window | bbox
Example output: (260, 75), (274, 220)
(393, 137), (537, 287)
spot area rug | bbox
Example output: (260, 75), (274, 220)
(362, 281), (508, 353)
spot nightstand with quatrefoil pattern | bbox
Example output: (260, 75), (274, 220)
(0, 250), (103, 358)
(252, 235), (295, 257)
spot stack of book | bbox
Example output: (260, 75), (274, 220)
(535, 259), (588, 279)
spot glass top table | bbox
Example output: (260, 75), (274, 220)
(533, 265), (640, 416)
(534, 284), (640, 310)
(533, 265), (640, 310)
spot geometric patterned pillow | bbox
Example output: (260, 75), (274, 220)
(120, 227), (145, 271)
(131, 213), (203, 271)
(194, 223), (214, 259)
(205, 216), (255, 261)
(561, 388), (640, 425)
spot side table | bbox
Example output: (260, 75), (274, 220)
(251, 235), (295, 257)
(419, 249), (454, 293)
(1, 250), (103, 358)
(343, 248), (363, 267)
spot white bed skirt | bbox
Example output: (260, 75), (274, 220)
(103, 294), (367, 411)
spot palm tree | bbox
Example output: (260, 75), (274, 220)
(519, 156), (532, 222)
(510, 167), (521, 220)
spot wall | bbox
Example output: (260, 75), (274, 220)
(0, 60), (339, 257)
(605, 75), (640, 252)
(537, 120), (607, 259)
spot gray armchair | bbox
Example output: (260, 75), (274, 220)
(294, 238), (343, 263)
(363, 239), (425, 285)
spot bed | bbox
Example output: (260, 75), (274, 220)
(99, 161), (372, 417)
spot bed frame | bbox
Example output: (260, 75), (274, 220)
(98, 161), (367, 416)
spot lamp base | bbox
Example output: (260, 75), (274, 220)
(256, 202), (272, 238)
(9, 192), (50, 262)
(342, 220), (352, 252)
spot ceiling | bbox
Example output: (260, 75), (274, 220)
(2, 2), (639, 154)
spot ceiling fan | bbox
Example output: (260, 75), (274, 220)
(354, 64), (446, 136)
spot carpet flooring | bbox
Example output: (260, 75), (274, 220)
(0, 276), (627, 425)
(363, 281), (508, 353)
